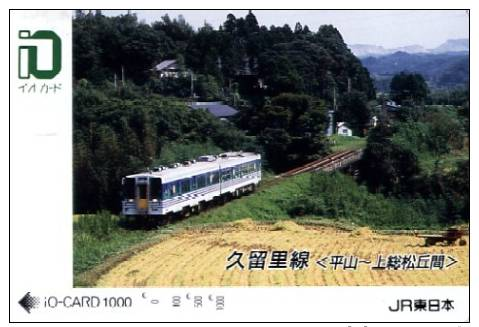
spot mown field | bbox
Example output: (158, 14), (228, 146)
(96, 220), (468, 287)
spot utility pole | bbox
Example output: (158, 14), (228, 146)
(333, 85), (337, 111)
(190, 70), (194, 99)
(121, 66), (125, 87)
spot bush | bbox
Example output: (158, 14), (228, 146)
(285, 172), (444, 229)
(74, 211), (119, 240)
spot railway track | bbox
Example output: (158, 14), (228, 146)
(279, 149), (363, 177)
(258, 149), (363, 190)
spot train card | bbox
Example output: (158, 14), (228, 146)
(8, 4), (473, 325)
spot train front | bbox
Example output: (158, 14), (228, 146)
(121, 175), (163, 216)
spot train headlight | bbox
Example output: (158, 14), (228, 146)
(152, 199), (158, 202)
(128, 199), (134, 202)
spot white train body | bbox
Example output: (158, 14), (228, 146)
(122, 152), (261, 216)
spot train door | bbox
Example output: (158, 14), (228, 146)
(136, 178), (148, 211)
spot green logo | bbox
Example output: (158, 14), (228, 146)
(18, 30), (61, 79)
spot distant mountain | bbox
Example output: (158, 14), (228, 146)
(349, 38), (469, 58)
(431, 39), (469, 53)
(360, 51), (469, 91)
(348, 44), (390, 57)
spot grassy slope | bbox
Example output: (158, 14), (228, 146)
(329, 135), (366, 152)
(418, 148), (469, 173)
(178, 173), (310, 226)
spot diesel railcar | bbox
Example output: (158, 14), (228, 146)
(121, 152), (261, 217)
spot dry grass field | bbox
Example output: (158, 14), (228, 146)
(96, 220), (468, 287)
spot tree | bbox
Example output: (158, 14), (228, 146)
(390, 72), (429, 105)
(336, 90), (371, 136)
(359, 125), (420, 195)
(256, 94), (329, 171)
(294, 22), (303, 34)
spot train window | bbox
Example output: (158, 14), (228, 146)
(181, 179), (191, 194)
(162, 184), (171, 200)
(221, 168), (232, 182)
(171, 183), (178, 196)
(191, 176), (198, 190)
(138, 184), (147, 199)
(197, 174), (206, 188)
(212, 171), (219, 184)
(150, 178), (162, 200)
(123, 178), (135, 199)
(240, 164), (246, 177)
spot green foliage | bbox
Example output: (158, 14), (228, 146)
(148, 76), (191, 98)
(73, 83), (251, 213)
(422, 106), (466, 154)
(195, 74), (223, 101)
(285, 172), (444, 229)
(74, 211), (118, 240)
(73, 211), (158, 275)
(427, 88), (469, 106)
(154, 141), (223, 166)
(254, 94), (330, 171)
(336, 90), (371, 135)
(390, 72), (429, 105)
(182, 173), (311, 225)
(73, 11), (376, 101)
(328, 135), (366, 152)
(358, 104), (469, 224)
(359, 125), (420, 195)
(73, 13), (167, 84)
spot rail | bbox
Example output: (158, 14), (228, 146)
(278, 149), (363, 178)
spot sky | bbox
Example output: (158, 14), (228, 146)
(103, 10), (469, 49)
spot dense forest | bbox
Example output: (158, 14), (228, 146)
(73, 11), (469, 228)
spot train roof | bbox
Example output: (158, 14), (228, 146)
(126, 152), (260, 183)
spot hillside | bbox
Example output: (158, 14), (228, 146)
(361, 51), (469, 91)
(349, 38), (469, 58)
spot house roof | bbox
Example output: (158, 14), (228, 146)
(337, 122), (351, 129)
(153, 59), (177, 71)
(188, 102), (238, 118)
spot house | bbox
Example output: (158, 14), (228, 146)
(187, 101), (238, 120)
(377, 99), (402, 121)
(382, 100), (401, 112)
(336, 122), (353, 137)
(152, 60), (188, 78)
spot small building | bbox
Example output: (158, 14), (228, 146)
(152, 60), (188, 79)
(377, 100), (402, 121)
(382, 100), (401, 112)
(336, 122), (353, 137)
(187, 101), (238, 120)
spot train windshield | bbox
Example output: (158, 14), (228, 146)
(150, 178), (162, 200)
(123, 177), (135, 199)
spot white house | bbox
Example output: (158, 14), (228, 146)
(337, 122), (353, 137)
